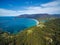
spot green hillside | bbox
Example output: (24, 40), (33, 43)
(0, 18), (60, 45)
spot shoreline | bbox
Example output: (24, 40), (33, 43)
(32, 19), (39, 25)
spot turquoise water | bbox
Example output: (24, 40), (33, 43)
(0, 17), (36, 33)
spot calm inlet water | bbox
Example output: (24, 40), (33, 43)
(0, 17), (37, 33)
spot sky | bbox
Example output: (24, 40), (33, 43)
(0, 0), (60, 16)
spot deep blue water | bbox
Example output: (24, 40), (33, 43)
(0, 17), (36, 34)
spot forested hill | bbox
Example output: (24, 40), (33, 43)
(0, 18), (60, 45)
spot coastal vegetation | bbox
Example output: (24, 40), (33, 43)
(0, 18), (60, 45)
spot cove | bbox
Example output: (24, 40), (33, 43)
(0, 17), (37, 34)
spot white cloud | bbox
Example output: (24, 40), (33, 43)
(21, 6), (60, 14)
(41, 1), (60, 7)
(0, 0), (60, 16)
(0, 9), (20, 16)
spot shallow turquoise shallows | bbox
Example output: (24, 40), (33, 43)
(0, 17), (37, 33)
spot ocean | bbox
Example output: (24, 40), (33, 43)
(0, 17), (37, 34)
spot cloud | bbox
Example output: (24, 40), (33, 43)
(0, 9), (20, 16)
(0, 0), (60, 16)
(8, 4), (13, 7)
(41, 1), (60, 7)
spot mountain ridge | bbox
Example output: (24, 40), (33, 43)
(16, 14), (60, 19)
